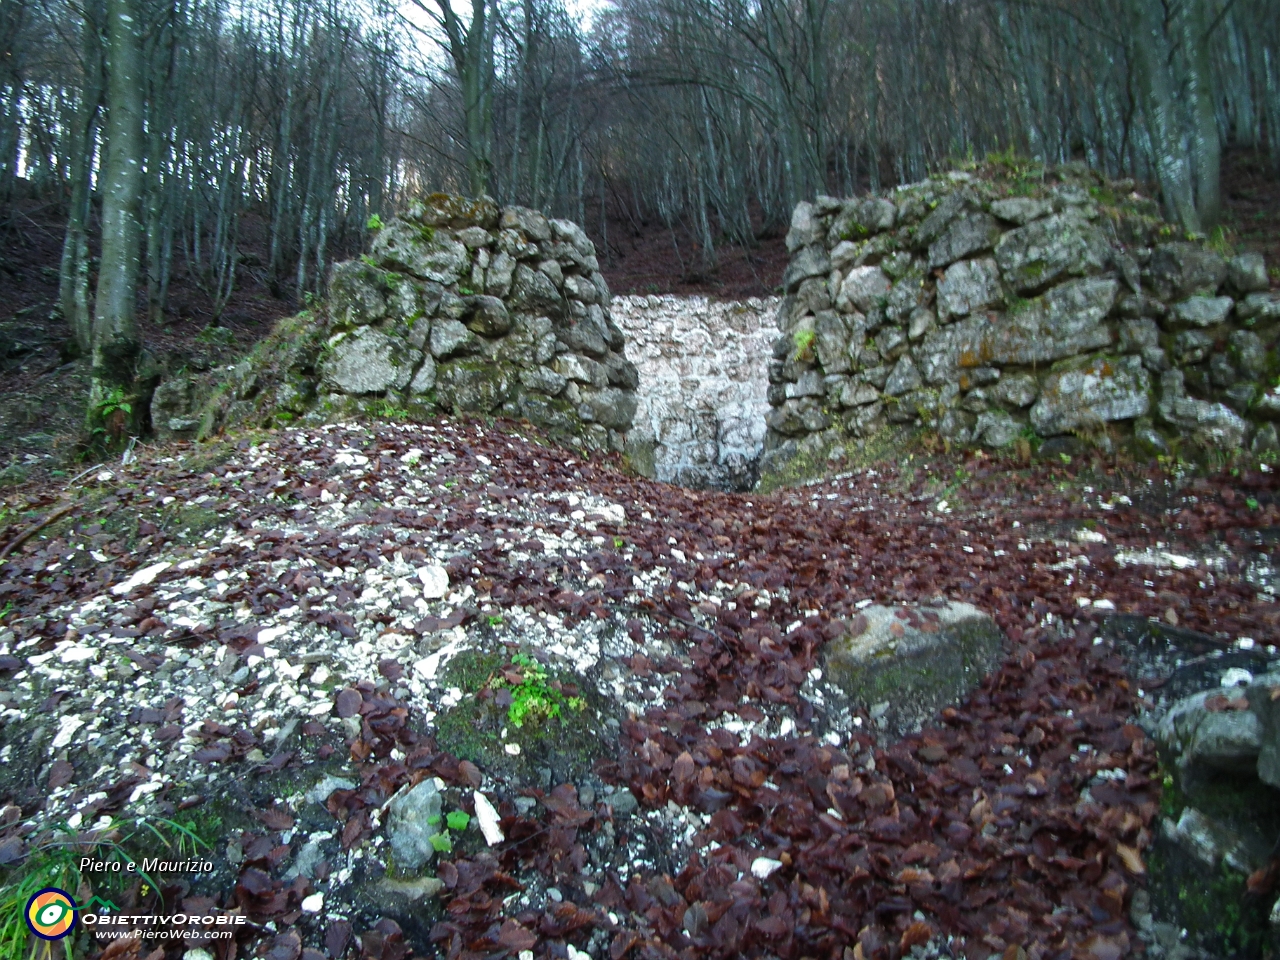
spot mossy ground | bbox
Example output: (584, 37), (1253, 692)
(433, 648), (618, 787)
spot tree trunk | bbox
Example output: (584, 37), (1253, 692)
(89, 0), (147, 444)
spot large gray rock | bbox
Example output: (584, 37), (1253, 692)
(509, 264), (564, 317)
(1156, 688), (1262, 773)
(329, 260), (389, 327)
(579, 387), (637, 429)
(406, 193), (499, 229)
(1237, 292), (1280, 322)
(150, 377), (201, 438)
(937, 258), (1002, 319)
(1251, 675), (1280, 788)
(1228, 252), (1270, 294)
(786, 201), (823, 252)
(1171, 295), (1233, 328)
(974, 409), (1020, 447)
(1149, 242), (1227, 300)
(385, 778), (445, 872)
(1029, 355), (1150, 435)
(916, 277), (1116, 384)
(836, 265), (890, 313)
(884, 356), (922, 396)
(822, 602), (1005, 739)
(372, 221), (470, 284)
(989, 197), (1052, 225)
(989, 373), (1038, 408)
(814, 311), (853, 374)
(499, 205), (551, 240)
(783, 246), (831, 292)
(465, 296), (512, 336)
(828, 198), (896, 245)
(993, 212), (1110, 292)
(429, 318), (480, 359)
(322, 327), (419, 394)
(928, 214), (1000, 269)
(1158, 369), (1248, 448)
(435, 360), (514, 413)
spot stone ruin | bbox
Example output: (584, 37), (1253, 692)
(761, 164), (1280, 484)
(166, 194), (639, 454)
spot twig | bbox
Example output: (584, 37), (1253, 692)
(64, 464), (106, 490)
(0, 501), (78, 561)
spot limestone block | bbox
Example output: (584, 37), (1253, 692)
(993, 212), (1110, 293)
(821, 602), (1005, 739)
(1029, 355), (1150, 436)
(1172, 295), (1233, 328)
(322, 326), (419, 394)
(1149, 242), (1227, 300)
(937, 258), (1001, 320)
(1228, 252), (1269, 294)
(837, 266), (891, 314)
(371, 221), (469, 284)
(927, 214), (1000, 269)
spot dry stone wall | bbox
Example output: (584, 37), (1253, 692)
(612, 295), (778, 490)
(762, 165), (1280, 483)
(183, 195), (638, 454)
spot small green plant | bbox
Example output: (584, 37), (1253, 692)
(792, 327), (816, 361)
(496, 653), (585, 729)
(487, 614), (503, 627)
(1247, 497), (1260, 510)
(457, 285), (476, 296)
(367, 213), (384, 230)
(360, 254), (378, 267)
(422, 808), (472, 856)
(613, 536), (625, 549)
(95, 386), (132, 420)
(372, 399), (411, 421)
(0, 601), (12, 621)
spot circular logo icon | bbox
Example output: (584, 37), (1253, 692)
(26, 888), (77, 940)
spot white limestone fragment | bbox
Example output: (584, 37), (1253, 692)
(473, 791), (504, 846)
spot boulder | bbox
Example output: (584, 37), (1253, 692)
(928, 214), (1000, 269)
(989, 373), (1038, 408)
(1237, 292), (1280, 322)
(406, 193), (499, 229)
(509, 264), (564, 318)
(1171, 295), (1233, 328)
(836, 265), (890, 313)
(429, 319), (480, 359)
(150, 377), (201, 438)
(936, 258), (1002, 320)
(371, 221), (470, 284)
(974, 409), (1020, 447)
(1156, 689), (1262, 773)
(1149, 242), (1226, 300)
(1158, 370), (1247, 448)
(328, 260), (389, 327)
(786, 201), (823, 252)
(498, 205), (551, 240)
(435, 360), (514, 414)
(822, 602), (1005, 739)
(465, 295), (512, 336)
(815, 311), (853, 374)
(992, 212), (1110, 292)
(579, 387), (638, 429)
(322, 327), (418, 394)
(989, 197), (1052, 225)
(1029, 355), (1150, 436)
(783, 246), (831, 292)
(884, 356), (922, 396)
(1251, 675), (1280, 789)
(1228, 252), (1270, 294)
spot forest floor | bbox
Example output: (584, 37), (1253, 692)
(1, 421), (1279, 959)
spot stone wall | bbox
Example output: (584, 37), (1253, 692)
(761, 164), (1280, 482)
(613, 295), (778, 490)
(176, 195), (638, 453)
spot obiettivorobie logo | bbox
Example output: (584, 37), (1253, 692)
(24, 889), (120, 941)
